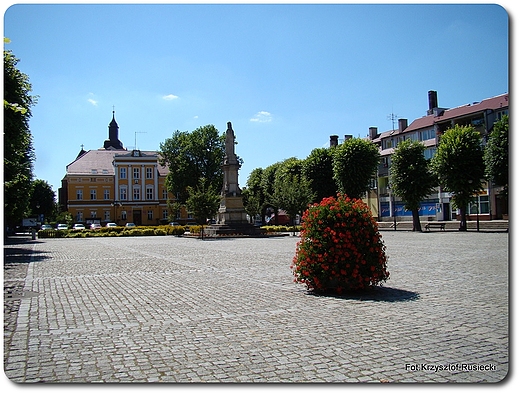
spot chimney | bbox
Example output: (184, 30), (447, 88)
(369, 127), (378, 140)
(344, 134), (352, 141)
(398, 118), (408, 133)
(427, 90), (438, 115)
(330, 135), (339, 147)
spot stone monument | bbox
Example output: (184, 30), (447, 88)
(205, 122), (263, 236)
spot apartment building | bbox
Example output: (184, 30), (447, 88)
(368, 91), (509, 221)
(58, 112), (184, 226)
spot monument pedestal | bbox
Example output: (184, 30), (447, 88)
(204, 122), (265, 237)
(205, 196), (264, 236)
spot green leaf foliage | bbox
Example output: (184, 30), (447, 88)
(332, 138), (380, 199)
(431, 125), (485, 209)
(4, 48), (37, 228)
(484, 115), (508, 194)
(431, 125), (485, 230)
(159, 125), (225, 203)
(185, 177), (221, 224)
(302, 147), (337, 203)
(390, 139), (436, 211)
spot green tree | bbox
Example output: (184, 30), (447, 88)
(302, 147), (337, 203)
(28, 179), (57, 223)
(484, 115), (508, 207)
(431, 125), (485, 231)
(4, 42), (37, 230)
(242, 167), (265, 224)
(260, 162), (282, 224)
(271, 158), (315, 233)
(332, 138), (380, 199)
(390, 140), (437, 232)
(273, 173), (315, 235)
(185, 178), (221, 225)
(159, 125), (225, 203)
(55, 211), (73, 227)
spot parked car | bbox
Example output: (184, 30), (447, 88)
(106, 222), (118, 228)
(125, 223), (136, 228)
(41, 224), (53, 230)
(57, 224), (69, 230)
(90, 223), (102, 230)
(73, 223), (86, 230)
(169, 222), (180, 226)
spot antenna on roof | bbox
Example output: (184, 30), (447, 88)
(387, 108), (400, 134)
(134, 131), (147, 150)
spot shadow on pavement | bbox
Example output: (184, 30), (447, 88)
(4, 236), (49, 264)
(309, 286), (420, 302)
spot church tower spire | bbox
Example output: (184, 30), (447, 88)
(103, 110), (125, 150)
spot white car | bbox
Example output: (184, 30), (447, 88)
(57, 224), (68, 230)
(90, 223), (102, 230)
(41, 224), (53, 230)
(73, 223), (86, 230)
(106, 222), (118, 228)
(125, 223), (136, 228)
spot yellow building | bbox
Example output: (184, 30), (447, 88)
(59, 112), (185, 226)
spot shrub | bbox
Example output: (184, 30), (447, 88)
(187, 225), (202, 234)
(292, 194), (389, 294)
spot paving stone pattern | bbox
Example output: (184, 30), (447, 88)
(4, 232), (508, 383)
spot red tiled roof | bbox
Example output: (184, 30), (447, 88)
(435, 93), (508, 122)
(405, 93), (508, 132)
(66, 149), (169, 176)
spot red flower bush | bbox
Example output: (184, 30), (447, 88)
(292, 194), (389, 294)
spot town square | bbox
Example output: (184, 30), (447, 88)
(4, 3), (510, 387)
(4, 229), (508, 383)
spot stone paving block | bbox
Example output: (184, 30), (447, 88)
(3, 232), (508, 383)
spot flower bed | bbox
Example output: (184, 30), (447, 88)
(292, 194), (389, 294)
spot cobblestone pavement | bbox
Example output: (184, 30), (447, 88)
(4, 231), (508, 383)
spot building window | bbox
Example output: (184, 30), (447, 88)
(421, 129), (436, 141)
(104, 189), (110, 200)
(120, 167), (127, 179)
(76, 211), (83, 222)
(162, 209), (168, 219)
(468, 195), (490, 215)
(121, 210), (127, 220)
(424, 148), (437, 160)
(76, 189), (83, 200)
(104, 211), (111, 221)
(146, 167), (153, 179)
(120, 186), (127, 201)
(90, 189), (97, 200)
(133, 167), (140, 179)
(148, 210), (153, 220)
(162, 189), (168, 199)
(133, 186), (140, 201)
(146, 186), (154, 200)
(90, 210), (97, 218)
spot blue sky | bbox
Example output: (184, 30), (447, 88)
(3, 2), (510, 193)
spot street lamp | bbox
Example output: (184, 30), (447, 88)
(111, 201), (122, 224)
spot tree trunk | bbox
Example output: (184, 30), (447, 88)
(459, 205), (468, 231)
(411, 208), (422, 232)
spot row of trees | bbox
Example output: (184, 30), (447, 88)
(242, 117), (508, 232)
(156, 116), (507, 232)
(242, 138), (381, 228)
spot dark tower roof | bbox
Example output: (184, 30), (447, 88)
(103, 111), (125, 150)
